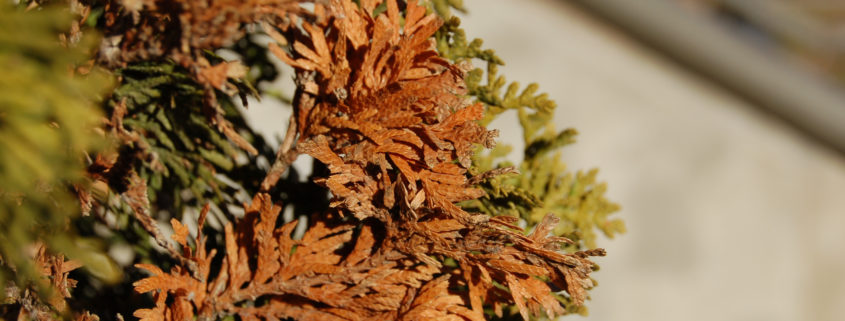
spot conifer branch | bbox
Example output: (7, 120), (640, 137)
(2, 1), (621, 320)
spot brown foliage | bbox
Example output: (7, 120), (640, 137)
(134, 194), (602, 321)
(94, 0), (311, 156)
(271, 0), (497, 222)
(1, 244), (95, 321)
(134, 195), (460, 321)
(132, 2), (606, 320)
(97, 0), (302, 70)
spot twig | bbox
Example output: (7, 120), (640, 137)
(260, 74), (317, 192)
(124, 173), (199, 278)
(260, 112), (299, 192)
(467, 166), (519, 185)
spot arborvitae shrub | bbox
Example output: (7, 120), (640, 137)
(0, 1), (623, 320)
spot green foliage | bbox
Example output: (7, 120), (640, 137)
(110, 63), (241, 209)
(436, 13), (624, 253)
(103, 60), (300, 222)
(434, 14), (623, 318)
(429, 0), (467, 18)
(0, 3), (118, 297)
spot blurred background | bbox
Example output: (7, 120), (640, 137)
(247, 1), (845, 320)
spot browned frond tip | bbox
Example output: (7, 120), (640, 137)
(579, 248), (607, 257)
(467, 166), (519, 185)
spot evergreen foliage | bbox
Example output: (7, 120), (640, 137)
(435, 13), (624, 253)
(0, 2), (117, 302)
(0, 1), (623, 320)
(434, 14), (624, 316)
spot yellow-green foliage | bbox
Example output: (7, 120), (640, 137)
(435, 15), (625, 253)
(434, 16), (624, 317)
(0, 3), (119, 297)
(429, 0), (466, 18)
